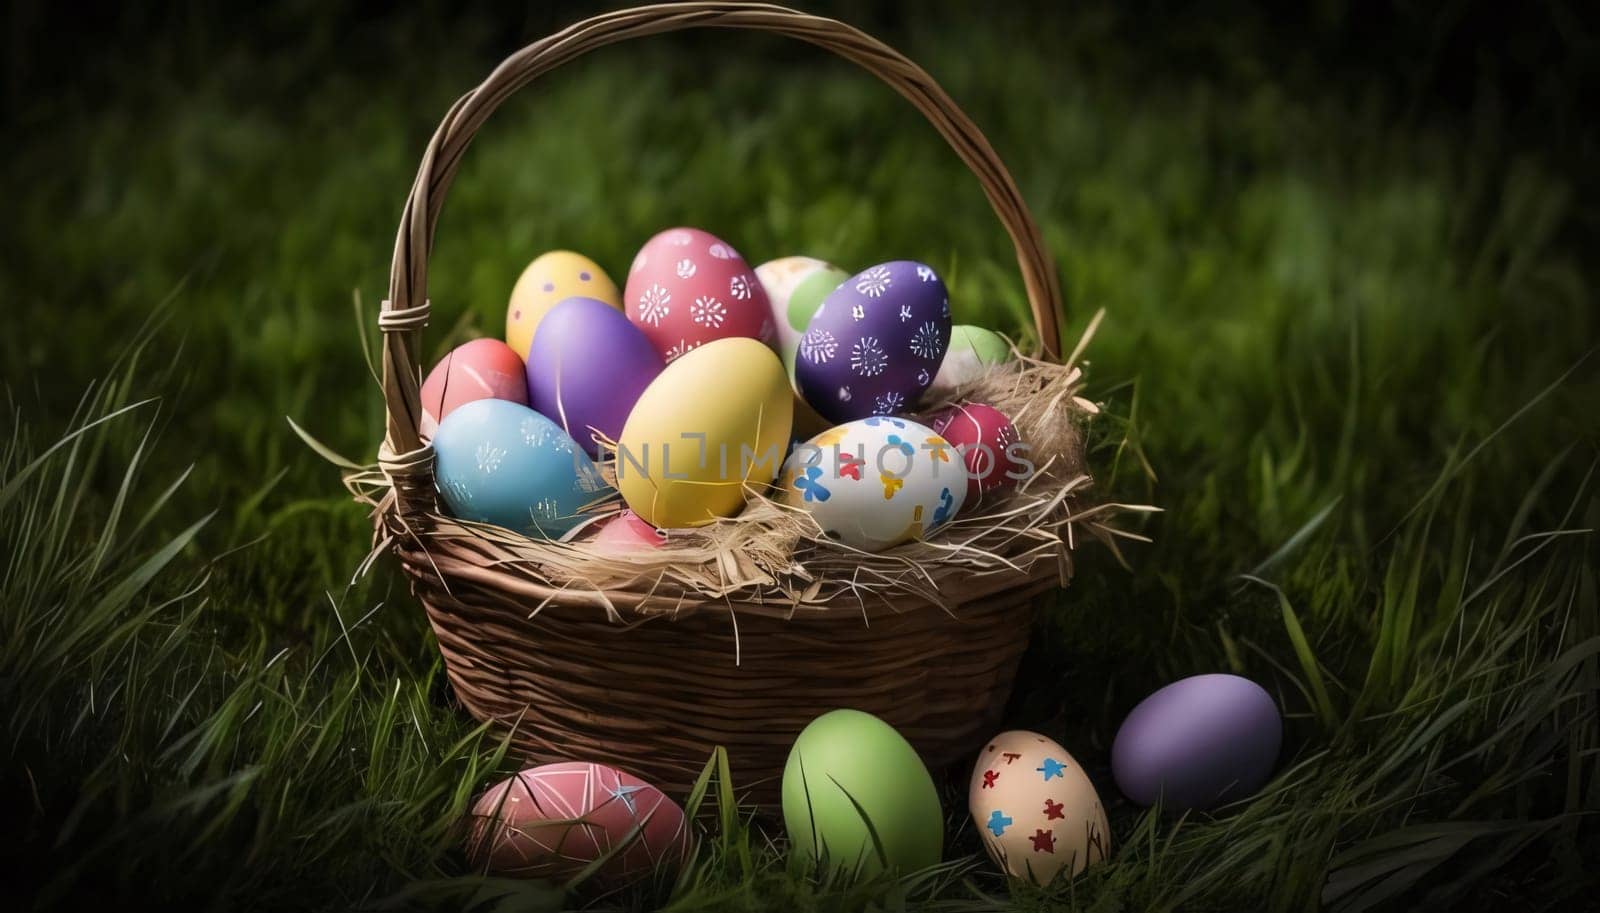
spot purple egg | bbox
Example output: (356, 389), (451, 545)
(795, 260), (950, 422)
(526, 297), (664, 455)
(1111, 673), (1282, 812)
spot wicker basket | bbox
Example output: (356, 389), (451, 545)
(367, 2), (1091, 808)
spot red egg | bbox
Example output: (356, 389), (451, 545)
(419, 339), (528, 438)
(926, 402), (1025, 503)
(624, 227), (774, 363)
(467, 762), (691, 885)
(592, 510), (667, 550)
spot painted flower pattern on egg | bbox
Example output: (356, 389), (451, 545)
(624, 228), (772, 362)
(796, 261), (950, 423)
(927, 402), (1025, 504)
(780, 416), (965, 552)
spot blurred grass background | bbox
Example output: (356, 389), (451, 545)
(2, 1), (1597, 910)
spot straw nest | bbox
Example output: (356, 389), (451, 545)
(340, 323), (1143, 631)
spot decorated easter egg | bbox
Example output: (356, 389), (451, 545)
(926, 402), (1026, 504)
(525, 296), (664, 455)
(783, 709), (942, 877)
(418, 338), (528, 439)
(624, 227), (773, 363)
(754, 256), (850, 378)
(433, 399), (610, 539)
(930, 325), (1012, 396)
(506, 251), (621, 358)
(615, 338), (792, 528)
(968, 731), (1110, 885)
(1112, 674), (1282, 811)
(592, 510), (666, 550)
(467, 762), (690, 885)
(795, 261), (950, 422)
(780, 415), (964, 552)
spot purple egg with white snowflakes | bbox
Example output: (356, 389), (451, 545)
(1111, 673), (1283, 812)
(794, 260), (951, 423)
(526, 296), (664, 455)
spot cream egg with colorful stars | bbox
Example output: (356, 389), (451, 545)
(967, 730), (1110, 885)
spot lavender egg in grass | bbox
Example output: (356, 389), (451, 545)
(795, 260), (950, 423)
(1111, 673), (1282, 812)
(525, 296), (664, 455)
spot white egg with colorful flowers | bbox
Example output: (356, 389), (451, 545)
(780, 416), (965, 552)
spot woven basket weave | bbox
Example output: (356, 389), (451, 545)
(367, 2), (1092, 808)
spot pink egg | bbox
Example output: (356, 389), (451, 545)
(926, 402), (1025, 503)
(624, 227), (774, 363)
(467, 762), (691, 885)
(593, 510), (667, 550)
(419, 339), (528, 438)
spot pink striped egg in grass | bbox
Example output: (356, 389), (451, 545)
(466, 762), (691, 885)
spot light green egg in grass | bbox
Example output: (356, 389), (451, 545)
(782, 708), (943, 878)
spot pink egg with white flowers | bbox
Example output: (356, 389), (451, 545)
(419, 339), (528, 439)
(926, 402), (1025, 504)
(624, 227), (773, 363)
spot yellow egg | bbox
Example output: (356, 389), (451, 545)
(616, 338), (793, 527)
(505, 251), (621, 358)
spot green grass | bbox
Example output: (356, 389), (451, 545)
(3, 6), (1597, 911)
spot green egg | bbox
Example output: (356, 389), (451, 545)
(951, 325), (1010, 364)
(782, 709), (944, 878)
(788, 266), (850, 332)
(932, 325), (1013, 392)
(780, 266), (849, 388)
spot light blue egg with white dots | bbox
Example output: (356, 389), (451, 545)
(432, 398), (611, 538)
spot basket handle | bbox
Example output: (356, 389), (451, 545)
(379, 1), (1064, 460)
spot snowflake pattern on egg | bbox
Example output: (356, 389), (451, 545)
(520, 417), (549, 447)
(638, 284), (670, 326)
(856, 265), (893, 297)
(690, 295), (726, 327)
(533, 498), (560, 521)
(675, 258), (697, 279)
(729, 274), (752, 301)
(916, 264), (936, 283)
(665, 339), (701, 362)
(443, 478), (474, 507)
(574, 461), (607, 494)
(800, 328), (837, 364)
(475, 443), (506, 474)
(996, 423), (1020, 450)
(875, 391), (904, 414)
(851, 336), (887, 377)
(708, 242), (736, 260)
(910, 321), (944, 359)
